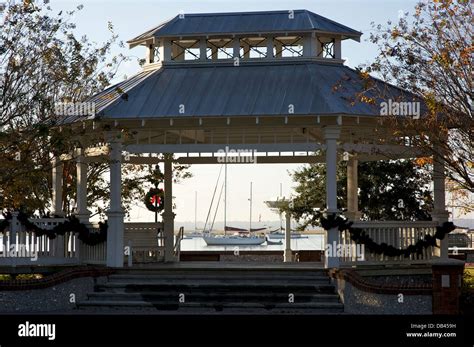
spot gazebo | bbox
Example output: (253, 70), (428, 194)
(50, 9), (448, 268)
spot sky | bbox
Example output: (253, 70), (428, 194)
(43, 0), (467, 227)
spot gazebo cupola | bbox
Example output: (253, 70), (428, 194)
(127, 10), (361, 67)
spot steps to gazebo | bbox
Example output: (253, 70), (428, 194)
(76, 265), (343, 314)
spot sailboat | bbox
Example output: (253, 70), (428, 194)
(203, 165), (265, 246)
(264, 195), (307, 239)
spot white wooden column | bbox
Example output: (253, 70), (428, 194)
(303, 35), (316, 57)
(283, 211), (292, 262)
(266, 37), (274, 59)
(51, 157), (63, 216)
(324, 126), (341, 268)
(346, 157), (361, 220)
(162, 154), (176, 262)
(233, 38), (240, 58)
(200, 38), (207, 61)
(106, 133), (125, 267)
(75, 148), (90, 222)
(158, 39), (172, 62)
(334, 39), (342, 59)
(432, 153), (449, 259)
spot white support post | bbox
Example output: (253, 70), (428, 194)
(51, 157), (63, 216)
(432, 152), (449, 259)
(303, 36), (316, 57)
(334, 39), (342, 59)
(346, 157), (361, 220)
(75, 148), (90, 223)
(284, 212), (292, 262)
(200, 38), (207, 61)
(106, 133), (125, 267)
(324, 126), (341, 268)
(233, 38), (240, 58)
(158, 39), (172, 62)
(266, 37), (273, 59)
(162, 154), (176, 262)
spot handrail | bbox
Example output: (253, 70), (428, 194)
(174, 226), (184, 259)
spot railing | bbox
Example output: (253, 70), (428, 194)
(0, 217), (172, 266)
(449, 230), (474, 250)
(78, 223), (107, 265)
(174, 226), (184, 260)
(0, 215), (107, 266)
(339, 221), (439, 265)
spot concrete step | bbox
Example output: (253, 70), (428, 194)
(106, 275), (331, 284)
(110, 271), (328, 278)
(87, 291), (341, 303)
(114, 264), (325, 272)
(112, 270), (328, 277)
(78, 266), (342, 313)
(77, 300), (344, 313)
(96, 282), (337, 294)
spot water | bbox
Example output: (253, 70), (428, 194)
(180, 235), (325, 252)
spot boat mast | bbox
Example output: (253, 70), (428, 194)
(249, 181), (253, 233)
(203, 165), (223, 233)
(224, 161), (227, 236)
(210, 183), (224, 232)
(279, 183), (283, 231)
(194, 191), (197, 232)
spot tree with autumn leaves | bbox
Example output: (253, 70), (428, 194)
(288, 0), (472, 225)
(1, 1), (122, 214)
(0, 1), (190, 218)
(362, 0), (473, 211)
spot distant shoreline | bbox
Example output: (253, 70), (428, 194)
(180, 229), (326, 235)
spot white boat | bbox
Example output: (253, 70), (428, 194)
(184, 231), (204, 238)
(267, 231), (306, 239)
(203, 235), (266, 246)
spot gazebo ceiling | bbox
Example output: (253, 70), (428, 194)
(69, 60), (418, 123)
(127, 9), (362, 45)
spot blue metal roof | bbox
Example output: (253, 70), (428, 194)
(128, 10), (361, 44)
(76, 61), (418, 121)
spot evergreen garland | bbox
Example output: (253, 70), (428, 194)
(320, 214), (456, 258)
(0, 212), (107, 246)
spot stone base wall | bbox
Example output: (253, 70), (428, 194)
(335, 278), (432, 314)
(0, 276), (107, 313)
